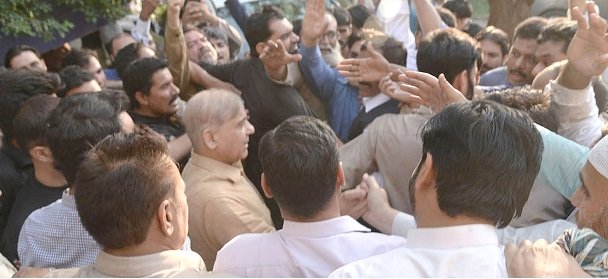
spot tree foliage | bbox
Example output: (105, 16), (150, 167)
(0, 0), (128, 41)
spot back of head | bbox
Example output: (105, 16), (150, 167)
(442, 0), (472, 19)
(245, 5), (286, 58)
(436, 7), (457, 28)
(333, 6), (352, 26)
(75, 129), (174, 250)
(485, 86), (558, 132)
(115, 43), (146, 81)
(259, 116), (339, 219)
(475, 26), (510, 56)
(420, 100), (543, 228)
(538, 17), (577, 53)
(0, 69), (58, 140)
(514, 16), (548, 41)
(348, 5), (372, 29)
(13, 95), (60, 152)
(183, 89), (243, 151)
(122, 57), (167, 109)
(47, 92), (124, 186)
(417, 28), (479, 84)
(58, 65), (96, 97)
(376, 37), (406, 66)
(4, 45), (41, 69)
(61, 48), (96, 69)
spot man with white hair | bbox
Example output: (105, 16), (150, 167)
(181, 89), (274, 270)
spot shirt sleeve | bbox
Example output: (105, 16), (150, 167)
(338, 120), (380, 189)
(548, 80), (603, 147)
(132, 18), (152, 46)
(298, 44), (342, 102)
(496, 219), (577, 245)
(164, 22), (196, 99)
(391, 212), (417, 237)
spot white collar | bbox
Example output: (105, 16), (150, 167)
(406, 224), (498, 249)
(280, 216), (370, 238)
(362, 93), (391, 113)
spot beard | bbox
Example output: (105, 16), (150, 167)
(321, 43), (344, 68)
(577, 205), (608, 239)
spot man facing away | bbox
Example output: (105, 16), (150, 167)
(213, 116), (406, 277)
(331, 100), (544, 277)
(44, 130), (219, 277)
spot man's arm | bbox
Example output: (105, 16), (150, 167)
(337, 45), (405, 84)
(181, 0), (243, 53)
(167, 134), (192, 163)
(505, 239), (591, 277)
(132, 0), (160, 47)
(412, 0), (442, 36)
(549, 3), (608, 147)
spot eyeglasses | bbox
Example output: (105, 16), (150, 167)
(322, 31), (337, 40)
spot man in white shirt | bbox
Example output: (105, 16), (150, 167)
(330, 100), (544, 277)
(212, 116), (406, 277)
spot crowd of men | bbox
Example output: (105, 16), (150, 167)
(1, 0), (608, 277)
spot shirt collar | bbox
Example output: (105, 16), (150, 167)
(406, 224), (498, 249)
(280, 216), (371, 238)
(93, 250), (206, 277)
(363, 93), (391, 113)
(189, 151), (244, 183)
(61, 189), (76, 208)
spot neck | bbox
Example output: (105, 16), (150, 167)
(32, 160), (66, 187)
(282, 195), (341, 223)
(106, 243), (171, 257)
(193, 148), (235, 166)
(133, 108), (162, 119)
(416, 213), (493, 228)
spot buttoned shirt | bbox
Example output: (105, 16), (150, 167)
(44, 250), (211, 278)
(182, 152), (274, 269)
(330, 224), (508, 277)
(18, 190), (100, 268)
(213, 216), (407, 277)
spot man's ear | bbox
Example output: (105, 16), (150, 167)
(135, 91), (148, 107)
(255, 42), (267, 58)
(202, 129), (217, 149)
(29, 146), (53, 163)
(336, 162), (345, 191)
(452, 70), (469, 94)
(416, 153), (436, 190)
(261, 173), (273, 198)
(157, 199), (174, 237)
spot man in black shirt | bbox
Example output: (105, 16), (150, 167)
(0, 96), (67, 267)
(202, 6), (313, 228)
(122, 58), (191, 167)
(0, 70), (57, 238)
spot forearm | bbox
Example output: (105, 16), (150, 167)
(557, 61), (593, 90)
(412, 0), (442, 35)
(165, 7), (191, 94)
(168, 134), (192, 162)
(299, 44), (339, 99)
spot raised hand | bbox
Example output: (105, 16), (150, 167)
(560, 3), (608, 89)
(259, 40), (302, 69)
(166, 0), (184, 30)
(301, 0), (329, 47)
(398, 72), (466, 113)
(140, 0), (161, 21)
(337, 43), (391, 83)
(182, 0), (217, 28)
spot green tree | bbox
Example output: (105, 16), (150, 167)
(0, 0), (128, 41)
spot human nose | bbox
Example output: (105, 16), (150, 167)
(246, 120), (255, 135)
(571, 187), (583, 208)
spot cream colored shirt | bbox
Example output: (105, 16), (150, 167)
(44, 250), (212, 277)
(182, 152), (274, 269)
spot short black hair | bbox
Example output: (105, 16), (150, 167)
(259, 116), (339, 218)
(378, 37), (406, 66)
(114, 42), (146, 81)
(514, 16), (548, 41)
(485, 86), (558, 132)
(0, 69), (58, 140)
(419, 100), (543, 228)
(442, 0), (473, 19)
(58, 66), (96, 97)
(47, 92), (124, 186)
(333, 6), (352, 26)
(4, 45), (42, 69)
(537, 17), (577, 53)
(61, 48), (98, 70)
(244, 5), (286, 58)
(13, 95), (60, 152)
(417, 28), (479, 98)
(475, 26), (510, 56)
(348, 5), (372, 29)
(122, 57), (168, 109)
